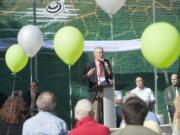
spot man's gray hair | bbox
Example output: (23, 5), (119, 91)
(93, 47), (103, 53)
(74, 99), (93, 120)
(36, 91), (56, 112)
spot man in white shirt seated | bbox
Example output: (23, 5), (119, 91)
(131, 76), (155, 111)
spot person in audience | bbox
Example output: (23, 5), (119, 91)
(121, 93), (160, 126)
(22, 91), (67, 135)
(68, 99), (110, 135)
(115, 90), (123, 127)
(164, 73), (180, 121)
(112, 96), (159, 135)
(131, 76), (155, 111)
(25, 80), (40, 116)
(0, 90), (30, 135)
(144, 120), (162, 135)
(172, 95), (180, 135)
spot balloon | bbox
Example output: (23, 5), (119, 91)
(141, 22), (180, 69)
(5, 44), (28, 73)
(95, 0), (126, 15)
(17, 25), (43, 57)
(54, 26), (84, 65)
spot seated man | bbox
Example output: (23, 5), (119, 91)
(131, 76), (155, 111)
(68, 99), (109, 135)
(112, 96), (159, 135)
(114, 90), (123, 127)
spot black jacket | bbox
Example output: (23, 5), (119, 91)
(82, 59), (112, 90)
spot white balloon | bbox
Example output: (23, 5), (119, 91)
(95, 0), (126, 15)
(17, 25), (43, 57)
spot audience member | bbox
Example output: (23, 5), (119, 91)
(131, 76), (155, 111)
(68, 99), (110, 135)
(25, 80), (40, 116)
(22, 91), (67, 135)
(120, 95), (161, 134)
(164, 73), (180, 121)
(114, 90), (123, 127)
(144, 120), (162, 135)
(172, 96), (180, 135)
(112, 96), (159, 135)
(0, 90), (30, 135)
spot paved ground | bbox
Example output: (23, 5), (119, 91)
(161, 124), (171, 135)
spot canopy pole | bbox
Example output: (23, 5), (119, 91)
(152, 0), (159, 114)
(33, 0), (38, 81)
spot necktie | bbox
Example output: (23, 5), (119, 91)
(98, 62), (103, 77)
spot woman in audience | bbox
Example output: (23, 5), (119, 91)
(0, 90), (30, 135)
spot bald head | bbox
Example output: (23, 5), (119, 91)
(74, 99), (93, 120)
(36, 91), (56, 112)
(171, 73), (179, 86)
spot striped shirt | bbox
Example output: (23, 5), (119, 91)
(22, 111), (67, 135)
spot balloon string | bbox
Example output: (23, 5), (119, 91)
(152, 0), (156, 23)
(30, 58), (33, 82)
(109, 14), (114, 40)
(11, 73), (16, 98)
(7, 73), (16, 135)
(68, 65), (73, 129)
(10, 73), (16, 119)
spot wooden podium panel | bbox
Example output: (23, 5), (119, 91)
(89, 83), (127, 128)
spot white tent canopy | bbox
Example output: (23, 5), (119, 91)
(0, 38), (141, 52)
(45, 38), (141, 52)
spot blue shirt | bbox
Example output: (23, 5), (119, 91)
(120, 111), (160, 128)
(23, 111), (67, 135)
(145, 111), (160, 125)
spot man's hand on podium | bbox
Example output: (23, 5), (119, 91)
(108, 79), (113, 85)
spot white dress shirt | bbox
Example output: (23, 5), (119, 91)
(131, 87), (155, 104)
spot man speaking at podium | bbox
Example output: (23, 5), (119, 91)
(82, 47), (112, 123)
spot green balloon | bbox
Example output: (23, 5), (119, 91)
(54, 26), (84, 65)
(141, 22), (180, 69)
(5, 44), (28, 73)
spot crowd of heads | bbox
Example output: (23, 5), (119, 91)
(0, 72), (180, 135)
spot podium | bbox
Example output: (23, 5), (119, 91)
(89, 83), (128, 128)
(88, 84), (115, 128)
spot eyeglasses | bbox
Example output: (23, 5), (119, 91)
(30, 85), (37, 87)
(96, 51), (103, 53)
(136, 79), (143, 82)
